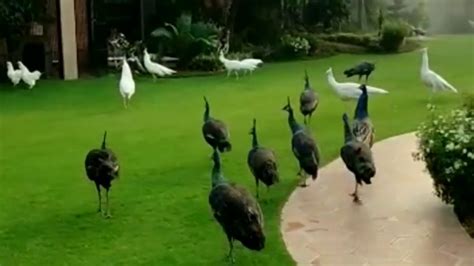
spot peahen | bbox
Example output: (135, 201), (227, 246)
(344, 61), (375, 83)
(340, 114), (376, 203)
(208, 150), (265, 263)
(202, 97), (232, 153)
(283, 97), (320, 187)
(84, 131), (120, 217)
(299, 70), (319, 125)
(352, 85), (375, 148)
(247, 119), (279, 199)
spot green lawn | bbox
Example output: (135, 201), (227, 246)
(0, 35), (473, 266)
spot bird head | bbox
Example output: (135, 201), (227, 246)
(18, 61), (24, 68)
(326, 68), (333, 75)
(359, 84), (368, 93)
(282, 97), (293, 112)
(420, 47), (428, 53)
(6, 61), (13, 69)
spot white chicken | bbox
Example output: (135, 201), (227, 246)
(119, 58), (135, 109)
(240, 58), (263, 75)
(326, 68), (388, 101)
(219, 51), (246, 78)
(420, 48), (458, 97)
(6, 61), (22, 86)
(143, 49), (176, 81)
(18, 61), (41, 89)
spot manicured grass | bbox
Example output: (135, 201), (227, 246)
(0, 35), (473, 266)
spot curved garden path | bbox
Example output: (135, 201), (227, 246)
(281, 133), (473, 266)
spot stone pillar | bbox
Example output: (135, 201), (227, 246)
(59, 0), (78, 80)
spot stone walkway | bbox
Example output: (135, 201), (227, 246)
(281, 133), (473, 266)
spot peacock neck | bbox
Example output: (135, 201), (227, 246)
(327, 72), (338, 89)
(288, 111), (303, 134)
(204, 103), (210, 122)
(354, 92), (368, 119)
(211, 162), (225, 188)
(343, 115), (354, 143)
(421, 52), (429, 72)
(252, 132), (259, 148)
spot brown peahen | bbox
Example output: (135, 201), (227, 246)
(340, 114), (376, 203)
(208, 150), (265, 263)
(283, 97), (320, 187)
(247, 119), (279, 199)
(299, 70), (319, 125)
(84, 131), (120, 218)
(353, 84), (375, 148)
(202, 97), (232, 153)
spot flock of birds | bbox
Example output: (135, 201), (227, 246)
(6, 61), (42, 89)
(5, 45), (460, 263)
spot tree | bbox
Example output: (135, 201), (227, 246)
(304, 0), (350, 30)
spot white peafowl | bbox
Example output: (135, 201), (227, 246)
(326, 67), (388, 111)
(143, 49), (176, 81)
(420, 48), (458, 100)
(6, 61), (22, 86)
(18, 61), (41, 89)
(219, 51), (246, 79)
(240, 58), (263, 75)
(119, 58), (135, 109)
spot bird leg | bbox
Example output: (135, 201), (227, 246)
(152, 74), (157, 82)
(227, 70), (231, 77)
(234, 71), (239, 80)
(298, 169), (307, 187)
(365, 74), (370, 85)
(350, 182), (361, 204)
(227, 235), (235, 264)
(105, 188), (112, 218)
(123, 97), (128, 109)
(95, 183), (102, 213)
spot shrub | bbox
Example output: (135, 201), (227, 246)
(187, 54), (221, 72)
(279, 34), (310, 58)
(319, 33), (374, 47)
(414, 102), (474, 225)
(380, 21), (409, 52)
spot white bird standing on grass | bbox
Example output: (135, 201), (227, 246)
(219, 51), (247, 79)
(119, 58), (135, 109)
(18, 61), (41, 89)
(6, 61), (22, 86)
(143, 49), (176, 81)
(420, 48), (458, 98)
(326, 68), (388, 101)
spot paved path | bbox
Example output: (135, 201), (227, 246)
(281, 133), (473, 266)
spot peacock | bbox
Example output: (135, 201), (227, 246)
(119, 58), (135, 109)
(299, 70), (319, 125)
(208, 150), (265, 263)
(344, 61), (375, 83)
(143, 48), (176, 80)
(340, 114), (376, 203)
(202, 97), (232, 153)
(352, 85), (375, 148)
(247, 119), (279, 199)
(420, 48), (458, 99)
(84, 131), (120, 218)
(283, 97), (320, 187)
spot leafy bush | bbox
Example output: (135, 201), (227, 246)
(150, 13), (221, 68)
(187, 54), (221, 72)
(279, 34), (310, 58)
(380, 21), (409, 52)
(319, 33), (375, 47)
(414, 101), (474, 224)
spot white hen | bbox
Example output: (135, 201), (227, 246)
(143, 49), (176, 81)
(240, 58), (263, 75)
(219, 51), (245, 78)
(6, 61), (22, 86)
(420, 48), (458, 95)
(18, 61), (41, 89)
(326, 68), (388, 101)
(119, 58), (135, 109)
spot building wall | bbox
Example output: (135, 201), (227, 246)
(75, 0), (89, 73)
